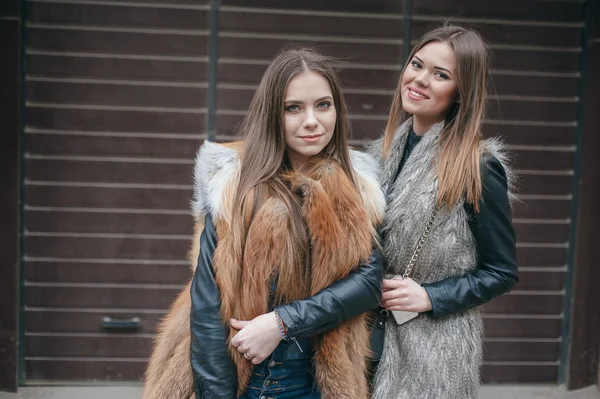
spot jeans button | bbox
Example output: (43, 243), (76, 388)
(264, 379), (272, 387)
(268, 360), (276, 368)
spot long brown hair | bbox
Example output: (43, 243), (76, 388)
(382, 25), (490, 211)
(230, 48), (355, 302)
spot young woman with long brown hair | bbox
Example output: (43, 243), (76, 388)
(142, 48), (386, 399)
(370, 25), (519, 398)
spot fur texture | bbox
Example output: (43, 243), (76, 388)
(370, 118), (514, 399)
(143, 142), (385, 399)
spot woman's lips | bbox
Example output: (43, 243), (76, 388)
(407, 87), (429, 101)
(300, 134), (323, 143)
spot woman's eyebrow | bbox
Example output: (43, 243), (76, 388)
(414, 55), (452, 75)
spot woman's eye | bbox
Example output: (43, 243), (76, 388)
(434, 71), (449, 80)
(317, 101), (331, 109)
(285, 104), (300, 112)
(410, 60), (421, 68)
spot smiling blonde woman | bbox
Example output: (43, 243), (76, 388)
(371, 25), (519, 399)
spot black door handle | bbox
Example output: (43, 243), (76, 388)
(102, 316), (141, 331)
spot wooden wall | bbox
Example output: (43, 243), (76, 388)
(20, 0), (587, 384)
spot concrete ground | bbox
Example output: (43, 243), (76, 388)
(0, 385), (598, 399)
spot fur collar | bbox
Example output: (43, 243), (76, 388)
(192, 141), (386, 225)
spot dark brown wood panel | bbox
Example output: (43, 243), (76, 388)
(413, 21), (581, 47)
(25, 236), (190, 261)
(517, 174), (572, 196)
(22, 0), (583, 385)
(413, 0), (583, 21)
(28, 28), (209, 57)
(26, 262), (191, 285)
(482, 364), (558, 383)
(70, 0), (209, 4)
(25, 185), (190, 210)
(491, 74), (579, 98)
(220, 10), (403, 38)
(514, 270), (566, 291)
(0, 4), (20, 391)
(26, 134), (202, 159)
(517, 247), (567, 267)
(26, 210), (193, 235)
(514, 223), (569, 244)
(27, 107), (206, 133)
(23, 0), (210, 384)
(26, 159), (194, 185)
(483, 293), (563, 315)
(485, 317), (562, 339)
(27, 54), (208, 82)
(489, 49), (580, 74)
(26, 359), (145, 382)
(28, 2), (209, 29)
(219, 37), (402, 64)
(567, 6), (600, 389)
(26, 285), (182, 309)
(26, 310), (166, 334)
(487, 100), (578, 123)
(484, 341), (559, 362)
(484, 124), (576, 147)
(512, 150), (574, 172)
(27, 335), (154, 358)
(512, 199), (571, 220)
(221, 0), (403, 13)
(27, 80), (207, 109)
(218, 63), (403, 88)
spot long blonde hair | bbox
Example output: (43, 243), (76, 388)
(230, 48), (356, 302)
(382, 25), (490, 212)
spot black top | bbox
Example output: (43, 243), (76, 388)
(393, 129), (519, 317)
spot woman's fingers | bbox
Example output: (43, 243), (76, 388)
(382, 278), (407, 290)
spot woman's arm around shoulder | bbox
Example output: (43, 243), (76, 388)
(274, 246), (383, 340)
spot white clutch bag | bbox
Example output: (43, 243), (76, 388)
(391, 309), (419, 325)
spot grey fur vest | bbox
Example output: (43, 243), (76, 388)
(370, 118), (514, 399)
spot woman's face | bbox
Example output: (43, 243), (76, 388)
(400, 41), (459, 132)
(283, 71), (336, 170)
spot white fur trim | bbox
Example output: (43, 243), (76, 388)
(191, 143), (386, 222)
(350, 149), (387, 220)
(191, 141), (240, 220)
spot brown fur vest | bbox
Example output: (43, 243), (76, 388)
(143, 141), (386, 399)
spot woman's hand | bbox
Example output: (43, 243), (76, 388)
(230, 312), (282, 365)
(381, 277), (433, 312)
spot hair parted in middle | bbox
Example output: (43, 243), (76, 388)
(228, 47), (356, 302)
(382, 24), (491, 212)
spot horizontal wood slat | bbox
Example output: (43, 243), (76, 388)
(28, 2), (209, 29)
(25, 185), (191, 210)
(28, 28), (209, 57)
(27, 54), (208, 82)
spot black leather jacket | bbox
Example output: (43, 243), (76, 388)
(421, 157), (519, 317)
(190, 214), (383, 399)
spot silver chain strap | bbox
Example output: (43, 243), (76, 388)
(402, 209), (438, 280)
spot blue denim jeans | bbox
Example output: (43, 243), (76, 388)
(239, 337), (321, 399)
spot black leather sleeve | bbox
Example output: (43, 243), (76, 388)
(274, 247), (383, 340)
(422, 157), (519, 318)
(190, 214), (237, 399)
